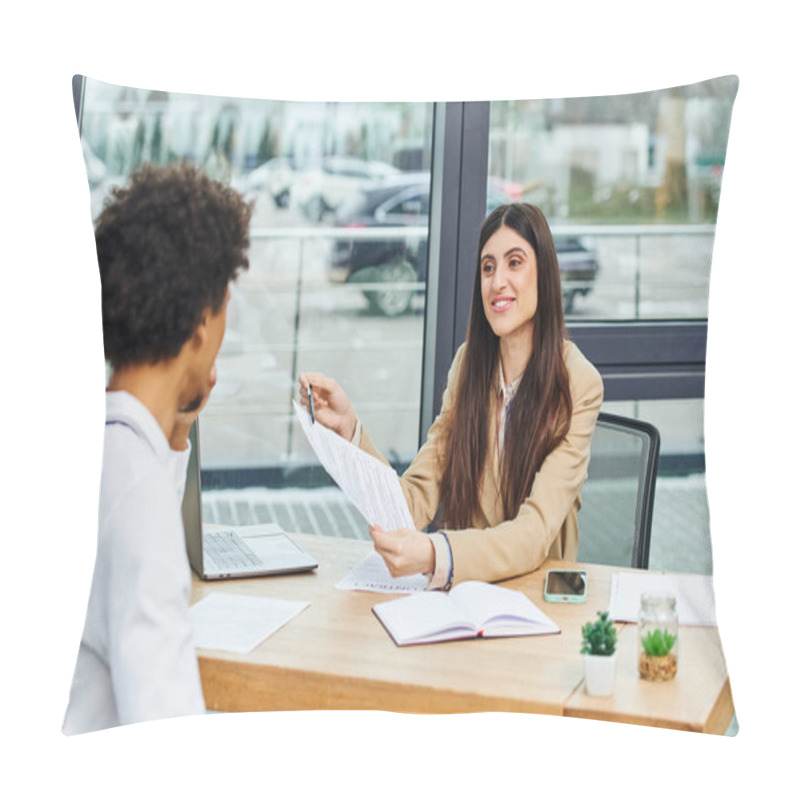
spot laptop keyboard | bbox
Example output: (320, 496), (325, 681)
(203, 528), (263, 571)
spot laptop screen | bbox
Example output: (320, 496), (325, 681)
(181, 420), (206, 577)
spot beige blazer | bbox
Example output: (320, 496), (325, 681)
(361, 340), (604, 585)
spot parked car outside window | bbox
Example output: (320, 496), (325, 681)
(330, 175), (600, 315)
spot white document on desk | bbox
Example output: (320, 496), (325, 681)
(190, 592), (309, 654)
(608, 573), (717, 626)
(336, 550), (430, 594)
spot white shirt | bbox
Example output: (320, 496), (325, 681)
(497, 359), (522, 457)
(62, 392), (205, 735)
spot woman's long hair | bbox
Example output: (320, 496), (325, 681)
(438, 204), (573, 527)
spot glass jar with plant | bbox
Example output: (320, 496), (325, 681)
(638, 594), (679, 681)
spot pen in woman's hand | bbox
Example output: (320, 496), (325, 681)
(307, 383), (316, 424)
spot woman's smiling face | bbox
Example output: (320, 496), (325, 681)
(480, 225), (539, 342)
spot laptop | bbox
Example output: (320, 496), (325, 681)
(181, 420), (318, 580)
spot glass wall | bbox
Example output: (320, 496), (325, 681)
(79, 78), (438, 536)
(485, 77), (738, 574)
(77, 77), (735, 561)
(487, 76), (737, 321)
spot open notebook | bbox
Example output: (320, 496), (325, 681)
(373, 581), (560, 646)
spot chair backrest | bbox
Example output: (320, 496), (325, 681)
(577, 412), (660, 569)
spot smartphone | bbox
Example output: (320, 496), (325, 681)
(544, 569), (588, 603)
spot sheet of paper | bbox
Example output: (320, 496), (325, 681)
(293, 401), (428, 591)
(608, 573), (717, 626)
(336, 550), (430, 594)
(293, 400), (414, 531)
(190, 592), (309, 653)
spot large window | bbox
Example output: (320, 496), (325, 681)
(487, 78), (736, 322)
(76, 77), (736, 568)
(482, 78), (737, 574)
(78, 78), (436, 535)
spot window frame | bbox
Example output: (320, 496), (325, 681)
(71, 79), (710, 447)
(423, 101), (708, 437)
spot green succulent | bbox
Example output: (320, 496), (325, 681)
(581, 610), (617, 656)
(641, 628), (676, 657)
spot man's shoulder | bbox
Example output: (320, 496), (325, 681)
(105, 392), (165, 447)
(102, 416), (159, 475)
(98, 438), (184, 568)
(100, 421), (175, 521)
(103, 392), (171, 473)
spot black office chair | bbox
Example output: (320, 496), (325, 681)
(577, 412), (660, 570)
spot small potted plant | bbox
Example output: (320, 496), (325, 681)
(639, 627), (678, 681)
(581, 610), (617, 696)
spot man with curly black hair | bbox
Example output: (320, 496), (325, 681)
(63, 162), (252, 734)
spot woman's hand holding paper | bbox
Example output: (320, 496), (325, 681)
(370, 525), (435, 577)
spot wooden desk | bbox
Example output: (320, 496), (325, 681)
(191, 534), (734, 734)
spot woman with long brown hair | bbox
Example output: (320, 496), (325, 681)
(300, 203), (603, 587)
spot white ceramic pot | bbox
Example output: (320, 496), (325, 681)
(583, 653), (616, 696)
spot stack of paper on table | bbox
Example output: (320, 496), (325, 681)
(373, 580), (560, 646)
(608, 572), (717, 626)
(190, 592), (309, 654)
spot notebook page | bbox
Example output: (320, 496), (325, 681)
(450, 581), (559, 630)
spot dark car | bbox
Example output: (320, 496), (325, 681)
(330, 174), (599, 316)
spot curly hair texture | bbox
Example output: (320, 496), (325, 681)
(95, 162), (253, 369)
